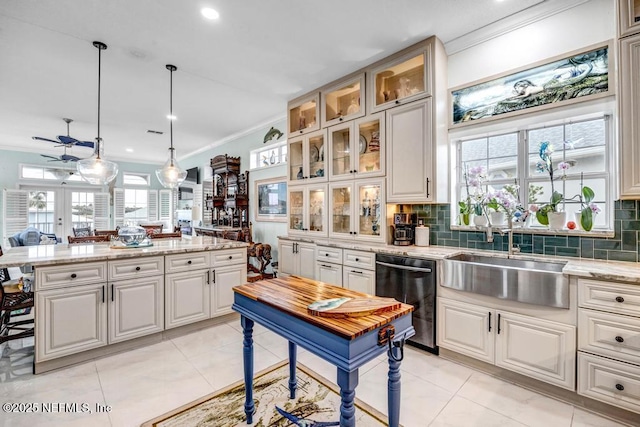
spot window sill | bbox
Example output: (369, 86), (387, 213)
(450, 224), (615, 238)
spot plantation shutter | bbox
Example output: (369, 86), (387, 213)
(3, 189), (28, 246)
(159, 189), (172, 224)
(113, 188), (125, 227)
(94, 192), (110, 230)
(193, 184), (203, 226)
(148, 190), (158, 221)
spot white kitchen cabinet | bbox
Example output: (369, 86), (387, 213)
(211, 263), (246, 316)
(316, 262), (343, 286)
(108, 276), (164, 344)
(288, 129), (327, 185)
(343, 268), (375, 295)
(618, 0), (640, 38)
(287, 92), (320, 137)
(36, 283), (108, 362)
(287, 184), (328, 237)
(165, 269), (210, 329)
(278, 240), (315, 279)
(328, 179), (385, 243)
(386, 98), (434, 203)
(619, 34), (640, 198)
(438, 297), (576, 390)
(321, 73), (365, 128)
(327, 114), (385, 181)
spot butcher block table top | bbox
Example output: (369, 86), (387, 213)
(233, 275), (413, 340)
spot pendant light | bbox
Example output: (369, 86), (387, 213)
(155, 64), (187, 189)
(77, 41), (119, 185)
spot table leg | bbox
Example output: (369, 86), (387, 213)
(337, 368), (359, 427)
(288, 341), (297, 399)
(387, 347), (402, 427)
(241, 315), (255, 424)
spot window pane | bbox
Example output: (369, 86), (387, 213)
(123, 173), (149, 186)
(461, 138), (486, 162)
(71, 191), (95, 229)
(124, 189), (149, 226)
(488, 133), (518, 157)
(28, 190), (55, 233)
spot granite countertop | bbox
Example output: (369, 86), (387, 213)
(277, 235), (640, 285)
(0, 236), (248, 268)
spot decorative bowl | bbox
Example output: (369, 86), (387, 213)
(117, 226), (147, 245)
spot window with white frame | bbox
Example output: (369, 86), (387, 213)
(249, 140), (287, 170)
(457, 116), (610, 229)
(123, 172), (150, 186)
(124, 188), (148, 226)
(20, 164), (83, 182)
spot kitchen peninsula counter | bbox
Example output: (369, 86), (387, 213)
(0, 236), (248, 268)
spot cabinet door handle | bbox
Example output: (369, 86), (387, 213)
(615, 296), (625, 303)
(321, 264), (333, 268)
(339, 117), (343, 121)
(616, 383), (624, 391)
(325, 253), (329, 256)
(135, 266), (141, 271)
(229, 255), (233, 260)
(212, 270), (216, 284)
(355, 258), (359, 261)
(395, 100), (400, 105)
(351, 270), (363, 274)
(111, 284), (114, 302)
(615, 336), (624, 343)
(299, 130), (303, 134)
(206, 270), (210, 284)
(71, 273), (77, 279)
(497, 313), (501, 334)
(488, 312), (492, 332)
(102, 285), (105, 303)
(426, 177), (430, 198)
(187, 260), (192, 265)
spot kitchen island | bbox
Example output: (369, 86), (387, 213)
(0, 236), (248, 373)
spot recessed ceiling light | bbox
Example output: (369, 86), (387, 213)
(167, 114), (177, 120)
(126, 148), (134, 153)
(201, 7), (219, 20)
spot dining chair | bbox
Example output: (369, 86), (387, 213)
(68, 235), (110, 244)
(72, 227), (92, 237)
(94, 229), (118, 239)
(139, 225), (164, 236)
(0, 246), (35, 345)
(148, 231), (182, 239)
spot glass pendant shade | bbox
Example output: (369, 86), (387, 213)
(156, 64), (186, 189)
(155, 150), (187, 189)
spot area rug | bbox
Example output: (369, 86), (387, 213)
(142, 360), (391, 427)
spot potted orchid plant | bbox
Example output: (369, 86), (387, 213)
(459, 165), (487, 226)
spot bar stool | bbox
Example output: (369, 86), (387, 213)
(0, 246), (34, 344)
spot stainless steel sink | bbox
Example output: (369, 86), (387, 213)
(442, 254), (569, 308)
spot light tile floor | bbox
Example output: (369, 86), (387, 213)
(0, 321), (633, 427)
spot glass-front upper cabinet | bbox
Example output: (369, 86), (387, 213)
(368, 45), (431, 113)
(287, 184), (327, 237)
(329, 179), (384, 243)
(288, 93), (320, 136)
(619, 0), (640, 38)
(321, 73), (366, 128)
(288, 129), (327, 185)
(328, 113), (385, 181)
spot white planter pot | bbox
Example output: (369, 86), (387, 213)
(547, 211), (567, 230)
(574, 212), (582, 230)
(490, 212), (505, 226)
(473, 215), (488, 227)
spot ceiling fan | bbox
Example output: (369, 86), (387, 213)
(32, 118), (95, 148)
(40, 152), (81, 163)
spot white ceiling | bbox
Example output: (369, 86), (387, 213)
(0, 0), (552, 165)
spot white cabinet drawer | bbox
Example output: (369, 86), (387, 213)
(35, 262), (107, 291)
(316, 246), (343, 264)
(165, 252), (210, 273)
(211, 248), (246, 267)
(108, 256), (164, 280)
(578, 278), (640, 317)
(578, 352), (640, 414)
(579, 309), (640, 363)
(343, 249), (375, 270)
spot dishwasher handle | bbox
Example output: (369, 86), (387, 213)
(375, 261), (432, 273)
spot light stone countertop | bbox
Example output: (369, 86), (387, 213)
(0, 236), (248, 268)
(278, 235), (640, 285)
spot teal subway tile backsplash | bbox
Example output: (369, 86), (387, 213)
(404, 201), (640, 263)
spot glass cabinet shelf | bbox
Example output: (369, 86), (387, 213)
(288, 93), (320, 136)
(287, 184), (327, 236)
(321, 73), (365, 128)
(288, 129), (327, 185)
(369, 47), (431, 113)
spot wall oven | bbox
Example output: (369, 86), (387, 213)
(375, 253), (437, 354)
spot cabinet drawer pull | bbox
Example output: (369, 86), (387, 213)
(615, 336), (624, 343)
(395, 100), (400, 104)
(355, 258), (359, 261)
(229, 255), (233, 259)
(321, 264), (333, 269)
(339, 117), (343, 121)
(615, 296), (625, 303)
(488, 312), (492, 332)
(351, 270), (363, 274)
(187, 260), (192, 265)
(135, 266), (141, 271)
(616, 383), (625, 391)
(71, 273), (77, 279)
(325, 253), (329, 256)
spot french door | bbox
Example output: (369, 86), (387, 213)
(20, 186), (109, 242)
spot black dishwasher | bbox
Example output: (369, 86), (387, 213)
(375, 253), (438, 354)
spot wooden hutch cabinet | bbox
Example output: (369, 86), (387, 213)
(204, 155), (249, 229)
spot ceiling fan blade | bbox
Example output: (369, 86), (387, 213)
(60, 154), (80, 162)
(56, 135), (78, 146)
(75, 141), (95, 148)
(33, 136), (62, 144)
(40, 154), (60, 161)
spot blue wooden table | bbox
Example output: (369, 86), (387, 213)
(232, 276), (414, 427)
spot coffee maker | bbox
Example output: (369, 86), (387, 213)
(392, 213), (417, 246)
